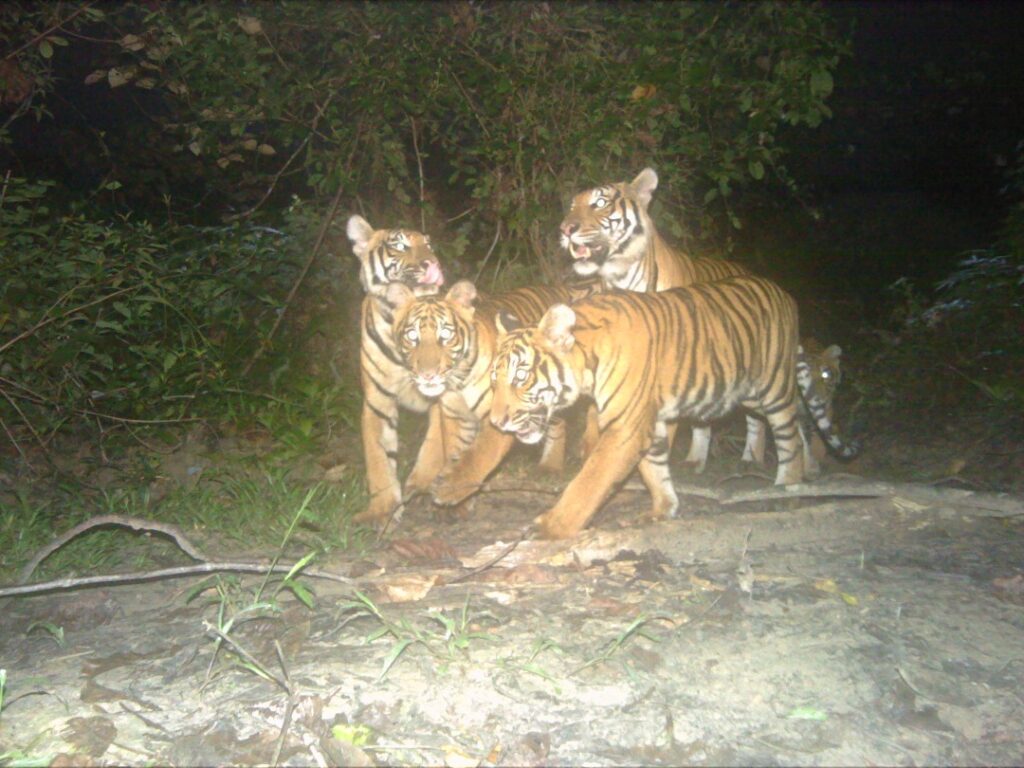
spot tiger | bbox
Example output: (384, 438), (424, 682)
(691, 338), (859, 478)
(560, 166), (762, 470)
(347, 214), (447, 524)
(385, 278), (601, 496)
(434, 277), (859, 539)
(796, 339), (859, 475)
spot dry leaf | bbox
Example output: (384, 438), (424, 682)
(84, 69), (107, 86)
(442, 744), (479, 768)
(107, 68), (132, 88)
(257, 143), (276, 156)
(379, 573), (437, 603)
(120, 34), (145, 51)
(630, 84), (657, 100)
(323, 463), (349, 483)
(237, 15), (263, 35)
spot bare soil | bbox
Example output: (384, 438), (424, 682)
(2, 415), (1024, 767)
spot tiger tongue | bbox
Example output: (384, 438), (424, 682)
(420, 261), (445, 286)
(573, 244), (590, 259)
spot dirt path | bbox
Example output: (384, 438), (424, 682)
(3, 466), (1024, 767)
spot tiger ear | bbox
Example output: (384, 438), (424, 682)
(446, 280), (478, 309)
(496, 310), (522, 337)
(824, 344), (843, 361)
(538, 304), (576, 351)
(630, 168), (658, 208)
(346, 214), (374, 257)
(384, 281), (416, 309)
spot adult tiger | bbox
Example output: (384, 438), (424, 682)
(347, 214), (446, 524)
(434, 277), (858, 538)
(560, 166), (759, 470)
(386, 278), (601, 496)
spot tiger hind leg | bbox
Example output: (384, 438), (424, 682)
(741, 415), (767, 465)
(683, 424), (711, 473)
(763, 401), (804, 485)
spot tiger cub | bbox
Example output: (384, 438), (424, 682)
(437, 277), (857, 538)
(347, 214), (446, 524)
(698, 339), (858, 478)
(559, 167), (755, 468)
(386, 279), (600, 496)
(796, 339), (859, 476)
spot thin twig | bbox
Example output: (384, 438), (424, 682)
(226, 93), (335, 222)
(3, 561), (355, 598)
(0, 414), (31, 468)
(18, 514), (208, 583)
(241, 182), (346, 376)
(408, 113), (427, 232)
(448, 525), (532, 583)
(473, 219), (501, 283)
(0, 286), (137, 356)
(3, 2), (96, 61)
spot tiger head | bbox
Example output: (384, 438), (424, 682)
(387, 280), (479, 398)
(347, 214), (445, 299)
(489, 304), (581, 445)
(799, 341), (843, 403)
(559, 168), (659, 282)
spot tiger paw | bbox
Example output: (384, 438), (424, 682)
(533, 509), (584, 540)
(430, 475), (480, 507)
(353, 497), (402, 527)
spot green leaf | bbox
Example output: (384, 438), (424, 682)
(38, 39), (53, 58)
(748, 160), (765, 180)
(331, 723), (372, 746)
(810, 68), (834, 97)
(378, 638), (416, 681)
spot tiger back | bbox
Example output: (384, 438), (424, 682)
(347, 214), (446, 524)
(387, 278), (601, 492)
(487, 277), (806, 538)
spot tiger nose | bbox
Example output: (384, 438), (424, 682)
(490, 411), (511, 431)
(560, 222), (578, 237)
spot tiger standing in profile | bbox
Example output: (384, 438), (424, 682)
(347, 214), (447, 524)
(561, 168), (839, 479)
(465, 278), (857, 538)
(386, 278), (601, 497)
(559, 166), (766, 470)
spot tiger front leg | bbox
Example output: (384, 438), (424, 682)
(432, 422), (517, 506)
(402, 402), (445, 498)
(357, 398), (403, 524)
(537, 416), (567, 473)
(535, 429), (643, 539)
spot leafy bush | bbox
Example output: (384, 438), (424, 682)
(0, 176), (350, 455)
(2, 3), (847, 267)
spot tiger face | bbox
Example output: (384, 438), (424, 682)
(347, 214), (444, 298)
(801, 342), (842, 403)
(388, 281), (477, 398)
(559, 168), (658, 281)
(489, 306), (580, 445)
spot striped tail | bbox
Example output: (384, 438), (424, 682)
(796, 350), (861, 460)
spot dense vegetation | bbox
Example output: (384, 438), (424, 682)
(1, 2), (1021, 576)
